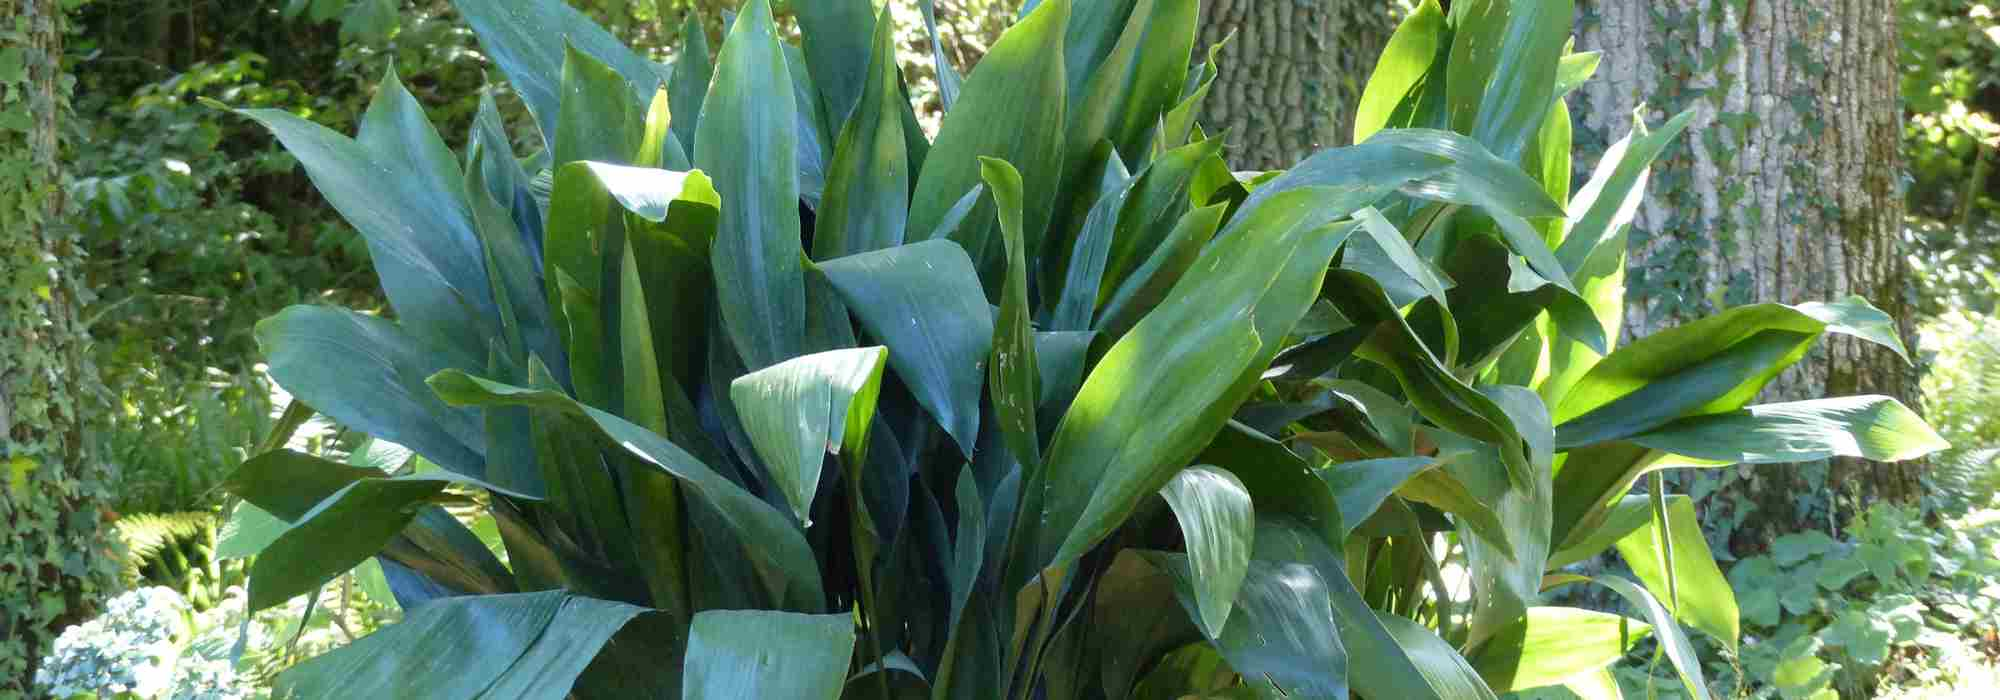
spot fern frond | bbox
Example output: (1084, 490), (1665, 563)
(112, 511), (216, 583)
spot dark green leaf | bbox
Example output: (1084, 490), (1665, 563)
(668, 11), (712, 156)
(277, 592), (646, 699)
(814, 240), (994, 456)
(729, 347), (890, 524)
(683, 610), (857, 699)
(984, 158), (1043, 472)
(697, 0), (806, 370)
(455, 0), (661, 149)
(815, 6), (911, 259)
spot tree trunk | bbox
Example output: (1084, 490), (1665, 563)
(2, 0), (119, 689)
(1196, 0), (1395, 170)
(1573, 0), (1919, 549)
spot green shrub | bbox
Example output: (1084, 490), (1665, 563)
(221, 0), (1944, 696)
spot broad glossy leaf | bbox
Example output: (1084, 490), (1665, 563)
(1255, 520), (1499, 700)
(1066, 0), (1198, 168)
(1553, 298), (1910, 448)
(1099, 137), (1225, 312)
(698, 0), (806, 370)
(430, 371), (826, 610)
(815, 6), (911, 259)
(1355, 0), (1448, 144)
(256, 307), (486, 481)
(1363, 129), (1566, 220)
(1096, 201), (1226, 339)
(455, 0), (660, 148)
(815, 241), (992, 456)
(1318, 457), (1438, 536)
(984, 158), (1043, 473)
(1614, 495), (1737, 652)
(1469, 607), (1650, 694)
(909, 0), (1069, 293)
(1448, 0), (1573, 161)
(1032, 186), (1368, 573)
(238, 93), (497, 362)
(668, 12), (712, 155)
(1150, 554), (1347, 699)
(226, 448), (390, 521)
(249, 478), (450, 611)
(1592, 576), (1713, 700)
(215, 502), (288, 560)
(683, 610), (857, 700)
(1629, 395), (1948, 465)
(277, 592), (646, 699)
(729, 347), (890, 524)
(1159, 466), (1255, 638)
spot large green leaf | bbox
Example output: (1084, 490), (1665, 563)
(1554, 109), (1698, 274)
(697, 0), (806, 370)
(429, 370), (826, 610)
(908, 0), (1069, 293)
(1553, 298), (1910, 449)
(1613, 495), (1737, 652)
(1158, 465), (1255, 638)
(1547, 495), (1649, 568)
(277, 591), (647, 699)
(1469, 607), (1650, 694)
(255, 307), (487, 482)
(1030, 186), (1368, 574)
(1361, 129), (1566, 221)
(248, 477), (452, 611)
(1458, 386), (1556, 643)
(814, 6), (911, 259)
(814, 240), (993, 456)
(1354, 0), (1448, 144)
(1065, 0), (1198, 168)
(1628, 395), (1948, 465)
(984, 158), (1043, 473)
(238, 80), (498, 362)
(1095, 201), (1226, 340)
(454, 0), (660, 149)
(1318, 457), (1438, 537)
(1149, 554), (1347, 699)
(1448, 0), (1573, 161)
(682, 610), (857, 700)
(1255, 520), (1499, 700)
(729, 347), (890, 524)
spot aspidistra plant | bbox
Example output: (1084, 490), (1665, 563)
(222, 0), (1944, 697)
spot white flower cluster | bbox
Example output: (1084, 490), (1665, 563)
(34, 587), (252, 700)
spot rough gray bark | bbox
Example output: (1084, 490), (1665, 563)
(2, 0), (116, 689)
(1574, 0), (1919, 546)
(1196, 0), (1394, 170)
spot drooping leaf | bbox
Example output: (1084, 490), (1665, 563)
(277, 592), (647, 699)
(682, 610), (857, 700)
(255, 307), (487, 482)
(814, 240), (993, 456)
(1149, 554), (1347, 699)
(1158, 466), (1255, 638)
(729, 347), (890, 524)
(1628, 395), (1949, 465)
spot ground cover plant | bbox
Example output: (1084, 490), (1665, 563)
(207, 0), (1946, 696)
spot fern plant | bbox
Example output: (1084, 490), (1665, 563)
(220, 0), (1944, 697)
(111, 511), (244, 612)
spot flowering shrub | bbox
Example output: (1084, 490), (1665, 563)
(35, 587), (249, 700)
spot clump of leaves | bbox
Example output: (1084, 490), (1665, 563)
(223, 0), (1945, 697)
